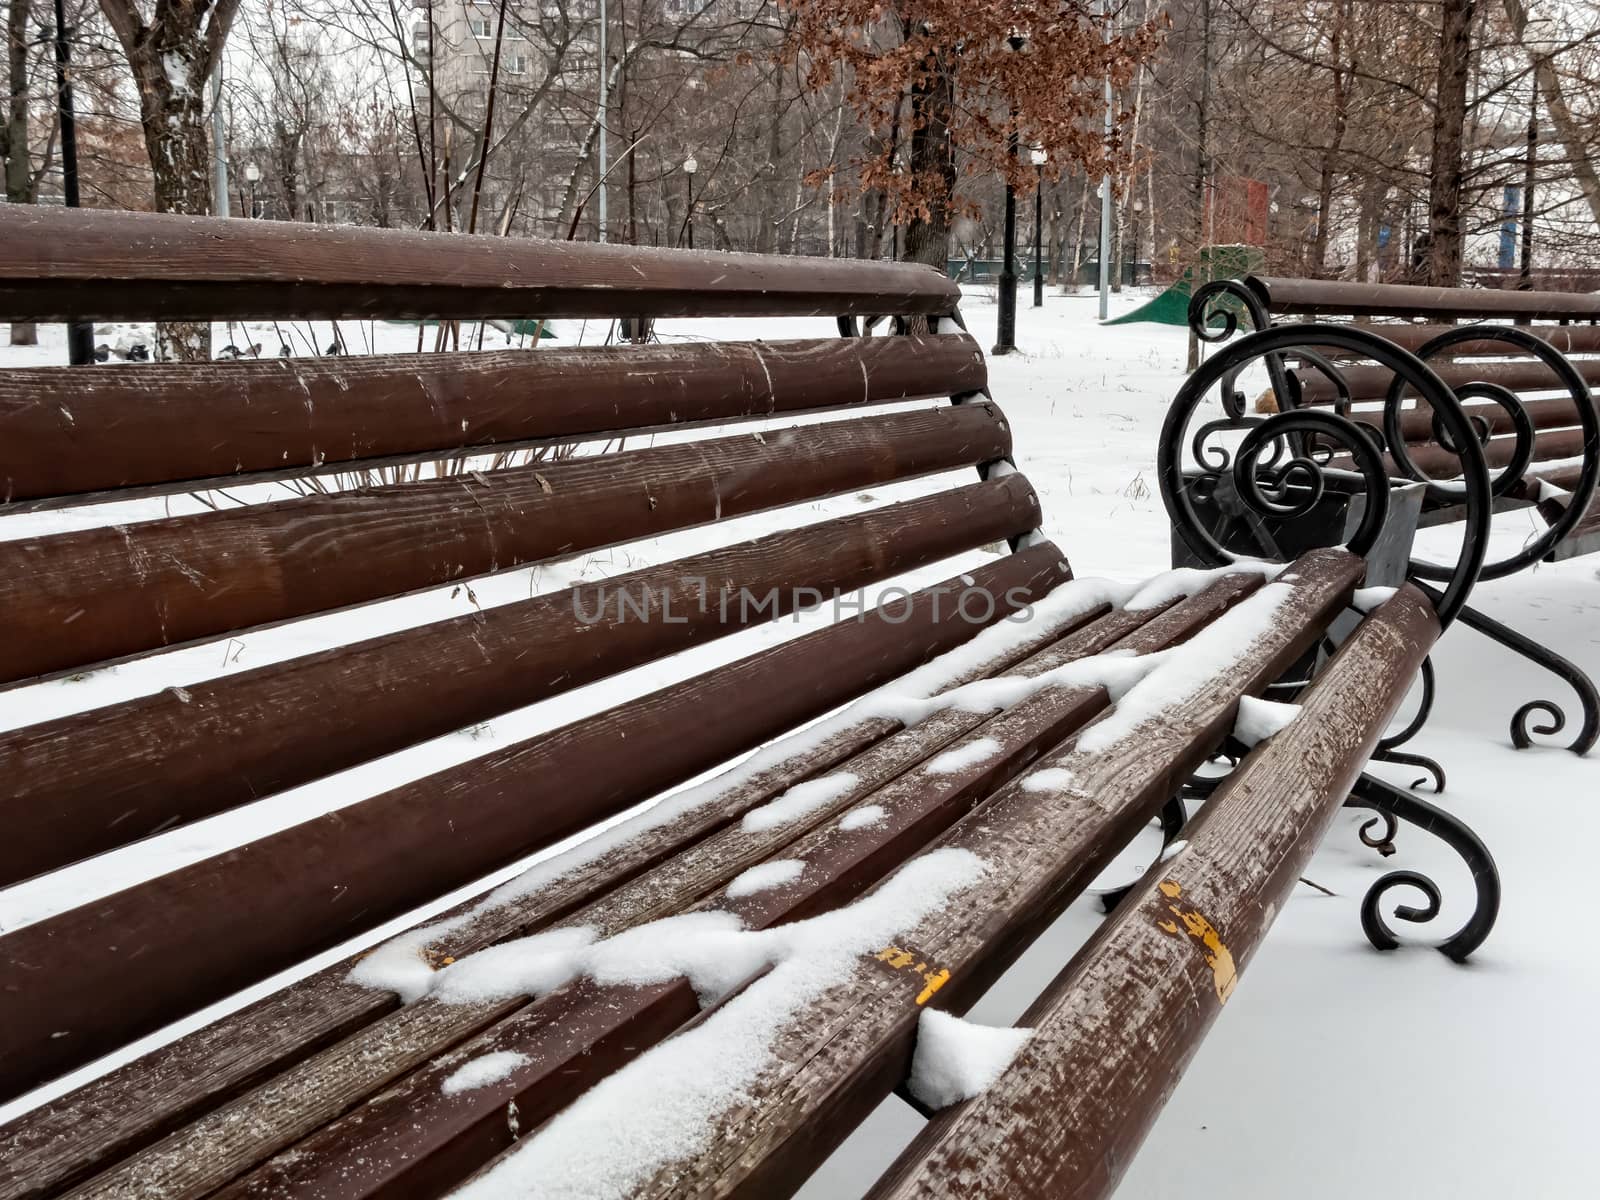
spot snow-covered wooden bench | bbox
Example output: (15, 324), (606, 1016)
(1178, 276), (1599, 756)
(0, 210), (1492, 1200)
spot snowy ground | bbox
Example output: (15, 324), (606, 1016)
(2, 291), (1597, 1197)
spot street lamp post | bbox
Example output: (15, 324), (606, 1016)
(994, 32), (1026, 356)
(244, 161), (261, 218)
(683, 155), (697, 249)
(1030, 145), (1046, 307)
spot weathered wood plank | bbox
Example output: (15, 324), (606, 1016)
(0, 476), (1039, 890)
(0, 402), (1010, 689)
(0, 547), (1072, 1199)
(1251, 275), (1600, 320)
(866, 586), (1439, 1200)
(1295, 356), (1600, 404)
(1307, 322), (1600, 358)
(545, 549), (1362, 1200)
(0, 208), (960, 322)
(206, 575), (1268, 1200)
(0, 535), (1063, 1112)
(1332, 395), (1586, 441)
(0, 335), (986, 504)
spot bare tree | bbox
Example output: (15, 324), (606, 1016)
(97, 0), (242, 358)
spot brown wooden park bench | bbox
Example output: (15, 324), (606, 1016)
(1176, 275), (1600, 760)
(0, 209), (1498, 1200)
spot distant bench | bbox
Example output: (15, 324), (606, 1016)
(1174, 275), (1599, 757)
(0, 209), (1497, 1200)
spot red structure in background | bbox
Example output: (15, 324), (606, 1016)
(1205, 177), (1270, 246)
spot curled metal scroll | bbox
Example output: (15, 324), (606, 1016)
(1347, 773), (1500, 962)
(1159, 323), (1492, 628)
(1369, 655), (1446, 791)
(1187, 279), (1299, 418)
(1446, 596), (1599, 756)
(1399, 325), (1600, 581)
(1187, 279), (1271, 345)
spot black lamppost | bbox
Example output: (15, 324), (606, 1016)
(683, 155), (697, 249)
(1030, 145), (1046, 307)
(244, 162), (261, 218)
(51, 0), (93, 366)
(993, 32), (1026, 356)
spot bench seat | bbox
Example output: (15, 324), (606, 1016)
(0, 212), (1473, 1200)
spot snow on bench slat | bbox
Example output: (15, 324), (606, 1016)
(741, 773), (860, 833)
(446, 849), (987, 1200)
(839, 804), (888, 831)
(725, 859), (807, 898)
(907, 1008), (1033, 1110)
(1232, 695), (1302, 748)
(347, 569), (1248, 998)
(924, 736), (1002, 775)
(440, 1051), (532, 1097)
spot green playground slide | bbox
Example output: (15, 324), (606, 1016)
(1103, 245), (1264, 326)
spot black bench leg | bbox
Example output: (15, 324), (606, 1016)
(1450, 601), (1600, 757)
(1367, 654), (1447, 792)
(1344, 773), (1501, 963)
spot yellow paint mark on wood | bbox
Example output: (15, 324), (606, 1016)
(915, 969), (950, 1006)
(874, 945), (952, 1005)
(1158, 879), (1183, 899)
(1154, 889), (1238, 1004)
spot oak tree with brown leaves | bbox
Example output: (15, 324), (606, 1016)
(783, 1), (1164, 267)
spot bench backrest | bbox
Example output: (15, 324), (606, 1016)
(0, 208), (1065, 1102)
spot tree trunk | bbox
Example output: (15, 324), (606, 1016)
(1354, 178), (1383, 281)
(1313, 0), (1351, 273)
(901, 42), (956, 270)
(6, 0), (36, 346)
(98, 0), (241, 356)
(1425, 0), (1474, 287)
(1502, 0), (1600, 234)
(274, 121), (301, 220)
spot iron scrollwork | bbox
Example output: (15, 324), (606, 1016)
(1159, 322), (1492, 627)
(1379, 328), (1600, 755)
(1161, 321), (1500, 958)
(1446, 595), (1600, 756)
(1345, 773), (1501, 963)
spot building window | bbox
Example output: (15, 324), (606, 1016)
(468, 15), (493, 37)
(507, 54), (530, 75)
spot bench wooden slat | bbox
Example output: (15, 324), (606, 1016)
(1250, 275), (1600, 321)
(200, 576), (1264, 1200)
(0, 403), (1011, 686)
(0, 207), (961, 322)
(552, 549), (1362, 1199)
(0, 475), (1040, 888)
(1296, 356), (1600, 404)
(866, 586), (1439, 1200)
(0, 335), (986, 505)
(0, 549), (1077, 1198)
(1373, 395), (1584, 441)
(0, 541), (1064, 1105)
(1316, 323), (1600, 358)
(1329, 426), (1589, 481)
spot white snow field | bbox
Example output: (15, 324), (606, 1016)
(2, 288), (1596, 1198)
